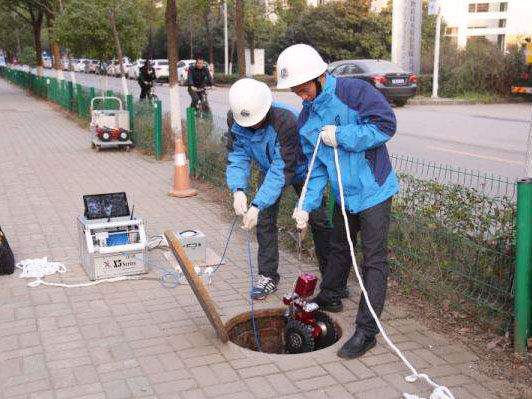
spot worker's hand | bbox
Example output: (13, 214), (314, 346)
(320, 125), (338, 148)
(292, 208), (309, 230)
(242, 206), (259, 231)
(233, 191), (247, 216)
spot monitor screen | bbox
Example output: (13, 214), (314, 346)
(83, 192), (130, 220)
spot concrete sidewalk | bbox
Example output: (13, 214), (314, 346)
(0, 79), (515, 399)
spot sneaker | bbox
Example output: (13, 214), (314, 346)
(250, 275), (277, 300)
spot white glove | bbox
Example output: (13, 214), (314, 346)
(292, 209), (309, 230)
(242, 206), (259, 231)
(233, 191), (247, 216)
(320, 125), (338, 148)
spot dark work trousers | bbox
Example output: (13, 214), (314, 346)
(256, 182), (332, 284)
(139, 83), (150, 100)
(188, 87), (200, 108)
(320, 198), (392, 337)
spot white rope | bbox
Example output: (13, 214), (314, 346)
(298, 136), (455, 399)
(16, 257), (144, 288)
(16, 257), (67, 278)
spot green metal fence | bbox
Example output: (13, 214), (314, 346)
(186, 108), (521, 336)
(0, 67), (162, 158)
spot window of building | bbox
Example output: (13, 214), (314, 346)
(468, 3), (476, 12)
(499, 19), (506, 28)
(500, 2), (508, 12)
(446, 27), (459, 35)
(476, 3), (489, 12)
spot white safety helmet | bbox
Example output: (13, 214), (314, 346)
(228, 78), (273, 127)
(276, 44), (328, 89)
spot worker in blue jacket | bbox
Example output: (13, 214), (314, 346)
(226, 78), (332, 300)
(277, 44), (399, 359)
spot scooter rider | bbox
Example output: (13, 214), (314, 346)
(278, 44), (398, 359)
(138, 60), (155, 101)
(187, 56), (213, 108)
(226, 78), (332, 300)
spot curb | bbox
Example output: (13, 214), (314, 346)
(408, 96), (530, 106)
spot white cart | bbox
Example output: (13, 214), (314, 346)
(89, 96), (133, 152)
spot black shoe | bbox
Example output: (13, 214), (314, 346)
(339, 287), (349, 299)
(310, 293), (343, 313)
(337, 330), (377, 359)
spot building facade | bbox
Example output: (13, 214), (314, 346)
(441, 0), (532, 50)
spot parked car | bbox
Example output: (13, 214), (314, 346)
(177, 59), (195, 85)
(152, 59), (169, 82)
(88, 60), (99, 74)
(61, 59), (70, 71)
(73, 59), (87, 72)
(106, 60), (120, 76)
(177, 59), (213, 85)
(128, 59), (145, 80)
(327, 59), (418, 107)
(123, 61), (133, 78)
(43, 57), (52, 68)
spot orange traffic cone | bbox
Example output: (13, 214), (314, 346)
(169, 137), (198, 198)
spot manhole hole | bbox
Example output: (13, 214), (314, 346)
(226, 308), (342, 354)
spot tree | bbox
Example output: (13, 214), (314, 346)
(55, 0), (149, 92)
(0, 0), (45, 75)
(0, 11), (32, 63)
(166, 0), (182, 137)
(280, 1), (390, 62)
(235, 0), (245, 76)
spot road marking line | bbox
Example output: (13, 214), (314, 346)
(427, 145), (523, 165)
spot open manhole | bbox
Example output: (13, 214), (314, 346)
(226, 308), (342, 354)
(164, 231), (341, 354)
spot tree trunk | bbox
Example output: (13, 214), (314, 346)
(15, 28), (22, 56)
(46, 13), (64, 80)
(32, 11), (44, 77)
(109, 9), (128, 96)
(235, 0), (245, 77)
(166, 0), (182, 139)
(203, 11), (214, 66)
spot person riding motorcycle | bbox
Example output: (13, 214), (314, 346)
(187, 57), (213, 109)
(138, 60), (156, 101)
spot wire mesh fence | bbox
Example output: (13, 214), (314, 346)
(0, 67), (162, 158)
(190, 109), (518, 332)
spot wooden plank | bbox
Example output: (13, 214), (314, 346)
(164, 230), (229, 343)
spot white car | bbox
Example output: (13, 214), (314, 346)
(152, 59), (169, 81)
(73, 59), (88, 72)
(128, 59), (145, 79)
(177, 60), (213, 85)
(61, 59), (70, 70)
(177, 59), (195, 85)
(106, 60), (120, 76)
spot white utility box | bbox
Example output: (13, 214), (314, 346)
(78, 192), (147, 280)
(177, 230), (206, 263)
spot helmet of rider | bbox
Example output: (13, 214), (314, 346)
(228, 78), (272, 127)
(276, 44), (328, 89)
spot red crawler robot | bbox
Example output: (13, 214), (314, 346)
(282, 273), (340, 353)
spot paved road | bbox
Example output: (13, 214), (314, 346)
(0, 77), (517, 399)
(44, 69), (532, 181)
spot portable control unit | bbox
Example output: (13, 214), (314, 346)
(78, 192), (147, 280)
(176, 230), (206, 263)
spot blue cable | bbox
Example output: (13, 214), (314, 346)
(246, 230), (262, 352)
(212, 216), (238, 274)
